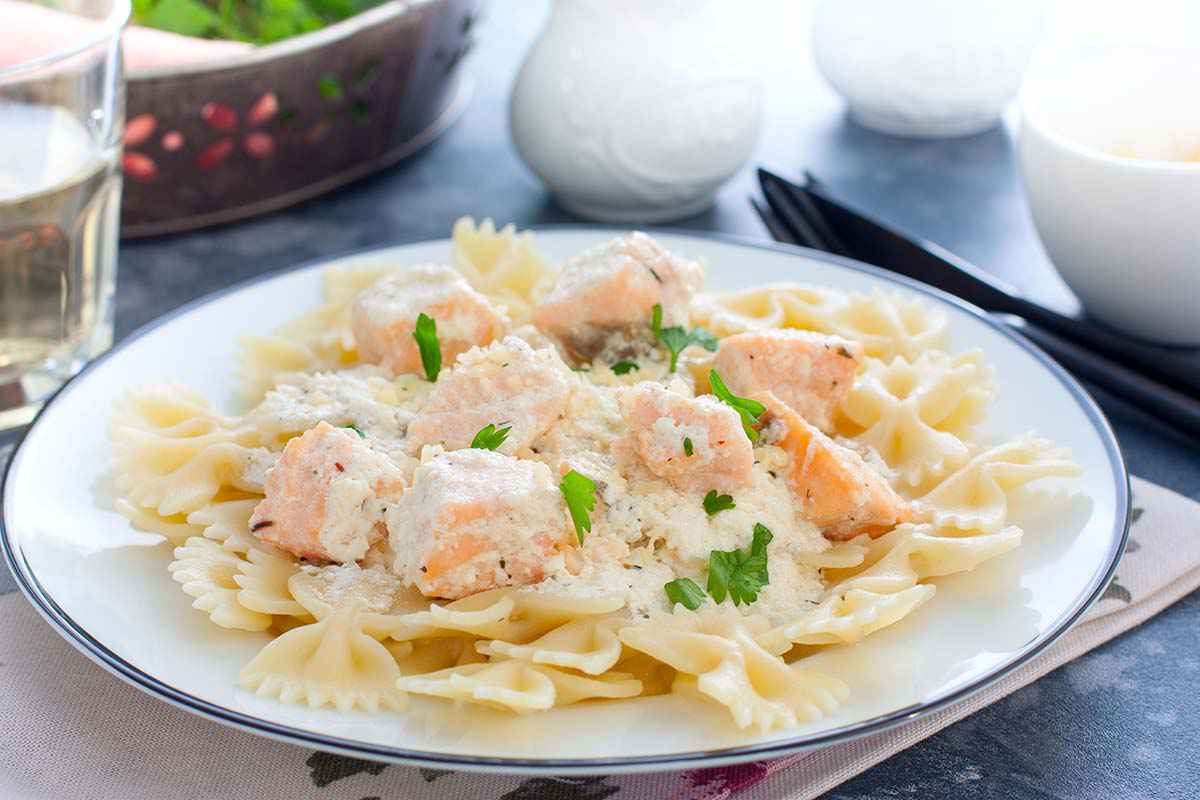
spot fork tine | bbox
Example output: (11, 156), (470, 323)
(749, 196), (799, 246)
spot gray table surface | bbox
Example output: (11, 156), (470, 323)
(4, 3), (1199, 797)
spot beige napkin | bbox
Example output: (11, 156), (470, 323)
(0, 475), (1193, 800)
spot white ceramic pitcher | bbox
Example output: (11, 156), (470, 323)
(510, 0), (763, 223)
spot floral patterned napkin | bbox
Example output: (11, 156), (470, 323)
(0, 475), (1193, 800)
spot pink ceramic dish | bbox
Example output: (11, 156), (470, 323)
(120, 0), (480, 237)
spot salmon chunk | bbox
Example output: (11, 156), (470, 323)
(387, 449), (571, 599)
(405, 336), (573, 456)
(713, 330), (863, 433)
(532, 232), (704, 359)
(249, 422), (407, 562)
(617, 381), (753, 493)
(759, 393), (910, 540)
(351, 264), (506, 376)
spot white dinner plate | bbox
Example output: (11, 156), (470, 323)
(1, 229), (1128, 774)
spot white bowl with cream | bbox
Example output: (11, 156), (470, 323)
(1019, 45), (1200, 345)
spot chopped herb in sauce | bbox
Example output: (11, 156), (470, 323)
(664, 577), (705, 610)
(412, 312), (441, 382)
(559, 469), (597, 545)
(702, 490), (735, 516)
(709, 369), (765, 442)
(651, 303), (718, 373)
(706, 523), (773, 606)
(470, 423), (511, 451)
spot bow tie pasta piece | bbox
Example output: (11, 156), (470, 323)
(824, 289), (949, 361)
(236, 266), (393, 405)
(110, 385), (274, 517)
(235, 545), (310, 620)
(187, 498), (260, 553)
(613, 650), (677, 696)
(386, 588), (625, 644)
(236, 336), (325, 408)
(477, 617), (624, 675)
(827, 523), (1023, 595)
(689, 284), (948, 363)
(764, 522), (1022, 648)
(542, 667), (642, 706)
(452, 217), (554, 324)
(391, 637), (487, 675)
(794, 539), (869, 570)
(621, 613), (847, 733)
(688, 283), (846, 338)
(287, 562), (427, 638)
(168, 537), (272, 632)
(761, 586), (935, 650)
(114, 498), (202, 544)
(917, 433), (1082, 533)
(838, 349), (995, 487)
(398, 661), (642, 712)
(110, 383), (243, 435)
(238, 605), (406, 713)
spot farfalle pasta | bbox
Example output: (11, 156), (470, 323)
(107, 221), (1081, 732)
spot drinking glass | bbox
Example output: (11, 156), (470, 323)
(0, 0), (128, 430)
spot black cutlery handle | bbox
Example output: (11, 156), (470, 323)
(1005, 295), (1200, 399)
(999, 314), (1200, 441)
(800, 183), (1200, 399)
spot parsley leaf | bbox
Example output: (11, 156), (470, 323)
(343, 424), (365, 438)
(706, 523), (773, 606)
(690, 328), (720, 352)
(664, 578), (706, 610)
(683, 437), (694, 457)
(611, 360), (639, 375)
(412, 313), (441, 382)
(702, 490), (736, 516)
(651, 303), (719, 373)
(470, 423), (511, 451)
(709, 369), (766, 442)
(559, 470), (597, 545)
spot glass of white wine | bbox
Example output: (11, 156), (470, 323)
(0, 0), (128, 431)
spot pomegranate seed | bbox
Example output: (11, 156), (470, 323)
(201, 102), (238, 131)
(161, 131), (184, 151)
(123, 114), (156, 146)
(196, 138), (235, 169)
(243, 132), (274, 159)
(247, 92), (279, 126)
(122, 152), (158, 181)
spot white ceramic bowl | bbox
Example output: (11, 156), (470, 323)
(812, 0), (1042, 139)
(1019, 45), (1200, 345)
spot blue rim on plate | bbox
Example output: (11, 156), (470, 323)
(0, 228), (1131, 774)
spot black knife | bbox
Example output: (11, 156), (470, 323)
(752, 176), (1200, 441)
(758, 168), (1200, 399)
